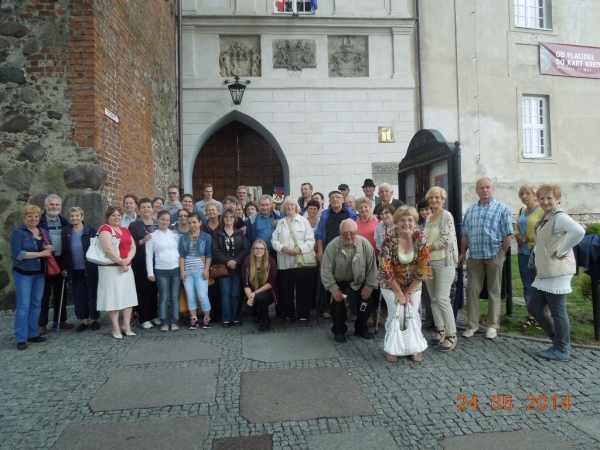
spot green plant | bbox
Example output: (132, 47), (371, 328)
(585, 222), (600, 237)
(578, 273), (593, 300)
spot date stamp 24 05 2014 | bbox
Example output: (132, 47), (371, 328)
(456, 395), (571, 411)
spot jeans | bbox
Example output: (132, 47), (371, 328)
(518, 252), (535, 302)
(183, 272), (210, 313)
(241, 290), (274, 322)
(219, 272), (241, 323)
(528, 287), (570, 352)
(14, 271), (45, 343)
(155, 268), (180, 325)
(72, 269), (99, 321)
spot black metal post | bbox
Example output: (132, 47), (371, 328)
(593, 276), (600, 341)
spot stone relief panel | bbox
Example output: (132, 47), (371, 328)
(219, 36), (261, 77)
(272, 39), (316, 71)
(328, 35), (369, 77)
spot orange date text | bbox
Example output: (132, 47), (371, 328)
(456, 395), (571, 411)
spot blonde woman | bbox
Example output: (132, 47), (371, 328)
(423, 187), (459, 352)
(515, 184), (543, 328)
(242, 240), (278, 331)
(271, 196), (316, 325)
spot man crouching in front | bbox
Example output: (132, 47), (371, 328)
(321, 219), (378, 343)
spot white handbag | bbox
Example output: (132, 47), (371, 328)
(86, 227), (120, 265)
(383, 304), (428, 357)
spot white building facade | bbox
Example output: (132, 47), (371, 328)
(182, 0), (600, 217)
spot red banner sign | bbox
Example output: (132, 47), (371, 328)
(540, 42), (600, 79)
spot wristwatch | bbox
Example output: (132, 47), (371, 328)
(407, 290), (415, 295)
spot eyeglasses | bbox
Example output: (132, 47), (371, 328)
(341, 232), (357, 236)
(330, 196), (343, 200)
(398, 218), (414, 223)
(254, 247), (266, 251)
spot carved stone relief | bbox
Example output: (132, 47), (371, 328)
(219, 36), (261, 77)
(328, 35), (368, 77)
(272, 39), (316, 71)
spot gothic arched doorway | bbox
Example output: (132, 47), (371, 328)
(192, 121), (284, 202)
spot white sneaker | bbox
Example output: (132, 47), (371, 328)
(141, 321), (153, 329)
(170, 324), (179, 331)
(160, 325), (169, 332)
(152, 318), (161, 326)
(462, 328), (477, 338)
(485, 327), (497, 339)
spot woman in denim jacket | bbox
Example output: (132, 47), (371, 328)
(10, 205), (54, 350)
(179, 213), (212, 330)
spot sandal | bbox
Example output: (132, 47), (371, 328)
(522, 317), (536, 329)
(430, 328), (445, 345)
(386, 354), (398, 362)
(437, 335), (457, 352)
(411, 353), (423, 362)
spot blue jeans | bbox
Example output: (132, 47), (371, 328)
(13, 271), (45, 343)
(183, 272), (210, 313)
(518, 252), (535, 302)
(219, 272), (241, 323)
(528, 287), (570, 352)
(155, 268), (180, 325)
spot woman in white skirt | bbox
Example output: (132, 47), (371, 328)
(97, 206), (138, 339)
(378, 206), (432, 362)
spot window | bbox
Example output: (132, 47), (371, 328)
(522, 96), (549, 158)
(514, 0), (551, 29)
(274, 1), (317, 15)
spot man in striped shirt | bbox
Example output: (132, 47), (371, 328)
(458, 178), (513, 340)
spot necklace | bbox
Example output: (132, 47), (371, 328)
(190, 232), (200, 244)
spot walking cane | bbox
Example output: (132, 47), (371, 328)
(374, 290), (383, 334)
(56, 276), (67, 333)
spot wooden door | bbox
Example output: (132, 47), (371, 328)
(193, 121), (284, 203)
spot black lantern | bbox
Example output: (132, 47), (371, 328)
(224, 75), (251, 105)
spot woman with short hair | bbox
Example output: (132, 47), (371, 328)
(355, 196), (379, 251)
(211, 208), (247, 327)
(151, 197), (164, 220)
(374, 204), (397, 253)
(528, 184), (584, 361)
(10, 205), (52, 350)
(271, 196), (316, 325)
(61, 207), (99, 332)
(96, 206), (138, 339)
(379, 206), (432, 362)
(423, 187), (459, 352)
(244, 201), (258, 218)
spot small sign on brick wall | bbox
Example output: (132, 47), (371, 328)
(104, 107), (120, 125)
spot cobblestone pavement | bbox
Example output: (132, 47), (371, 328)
(1, 306), (600, 450)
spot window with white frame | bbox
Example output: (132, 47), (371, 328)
(514, 0), (551, 29)
(274, 1), (317, 15)
(522, 96), (549, 158)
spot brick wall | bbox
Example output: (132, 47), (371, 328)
(92, 0), (178, 204)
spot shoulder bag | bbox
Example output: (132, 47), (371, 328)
(42, 231), (61, 277)
(286, 218), (317, 268)
(86, 226), (120, 265)
(383, 304), (428, 357)
(209, 235), (229, 279)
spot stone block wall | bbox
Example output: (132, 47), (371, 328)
(0, 0), (179, 308)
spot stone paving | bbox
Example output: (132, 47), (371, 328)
(2, 305), (600, 450)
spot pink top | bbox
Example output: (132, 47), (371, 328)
(356, 216), (379, 251)
(99, 224), (133, 265)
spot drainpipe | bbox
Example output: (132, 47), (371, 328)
(416, 0), (424, 130)
(177, 0), (184, 195)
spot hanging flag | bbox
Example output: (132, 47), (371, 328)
(311, 0), (318, 10)
(276, 0), (285, 12)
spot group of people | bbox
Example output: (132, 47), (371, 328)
(10, 178), (584, 363)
